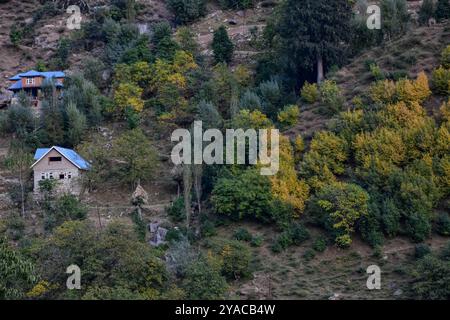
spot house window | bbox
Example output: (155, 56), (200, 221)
(49, 157), (62, 162)
(41, 174), (45, 180)
(59, 174), (65, 180)
(68, 172), (72, 179)
(49, 173), (54, 179)
(26, 78), (35, 85)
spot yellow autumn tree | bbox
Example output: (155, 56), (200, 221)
(113, 61), (152, 87)
(300, 131), (348, 190)
(270, 135), (310, 217)
(370, 79), (396, 104)
(381, 101), (426, 129)
(113, 82), (144, 113)
(395, 71), (431, 103)
(354, 127), (406, 177)
(439, 100), (450, 123)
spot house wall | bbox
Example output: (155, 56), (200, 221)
(33, 149), (83, 195)
(21, 76), (44, 88)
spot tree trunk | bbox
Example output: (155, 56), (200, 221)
(183, 165), (192, 230)
(317, 54), (324, 84)
(19, 171), (25, 218)
(193, 164), (202, 215)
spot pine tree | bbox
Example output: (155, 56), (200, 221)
(419, 0), (435, 25)
(212, 26), (234, 64)
(435, 0), (450, 21)
(273, 0), (352, 83)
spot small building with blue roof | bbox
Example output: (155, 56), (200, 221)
(7, 70), (65, 108)
(31, 146), (90, 195)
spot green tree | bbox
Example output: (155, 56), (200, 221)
(65, 102), (87, 147)
(176, 26), (199, 56)
(435, 0), (450, 21)
(273, 0), (352, 83)
(151, 21), (180, 61)
(419, 0), (435, 25)
(33, 220), (169, 299)
(0, 237), (38, 299)
(168, 0), (207, 24)
(77, 133), (111, 190)
(220, 240), (252, 280)
(183, 257), (227, 300)
(411, 254), (450, 299)
(112, 129), (158, 186)
(309, 182), (370, 247)
(380, 0), (410, 40)
(40, 80), (65, 146)
(4, 142), (33, 218)
(212, 26), (234, 64)
(211, 169), (273, 221)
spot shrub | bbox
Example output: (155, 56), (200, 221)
(289, 223), (311, 245)
(277, 105), (300, 129)
(272, 223), (310, 252)
(370, 79), (397, 104)
(442, 45), (450, 69)
(436, 212), (450, 236)
(441, 241), (450, 261)
(167, 0), (207, 24)
(431, 66), (450, 95)
(259, 79), (283, 119)
(5, 215), (25, 241)
(405, 211), (431, 243)
(312, 237), (327, 252)
(233, 228), (252, 242)
(370, 63), (385, 80)
(319, 80), (344, 114)
(219, 0), (254, 10)
(411, 255), (450, 299)
(301, 82), (319, 104)
(440, 100), (450, 123)
(303, 249), (316, 261)
(183, 257), (228, 299)
(415, 243), (431, 259)
(44, 194), (88, 231)
(201, 220), (217, 237)
(167, 197), (186, 222)
(9, 26), (22, 46)
(250, 235), (263, 247)
(220, 241), (252, 280)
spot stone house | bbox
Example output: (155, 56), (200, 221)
(31, 146), (90, 195)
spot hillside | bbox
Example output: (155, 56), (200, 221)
(0, 0), (449, 302)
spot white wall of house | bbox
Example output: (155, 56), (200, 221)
(33, 149), (83, 195)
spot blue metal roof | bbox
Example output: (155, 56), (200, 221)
(33, 146), (90, 170)
(9, 70), (65, 81)
(41, 71), (65, 78)
(8, 80), (23, 90)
